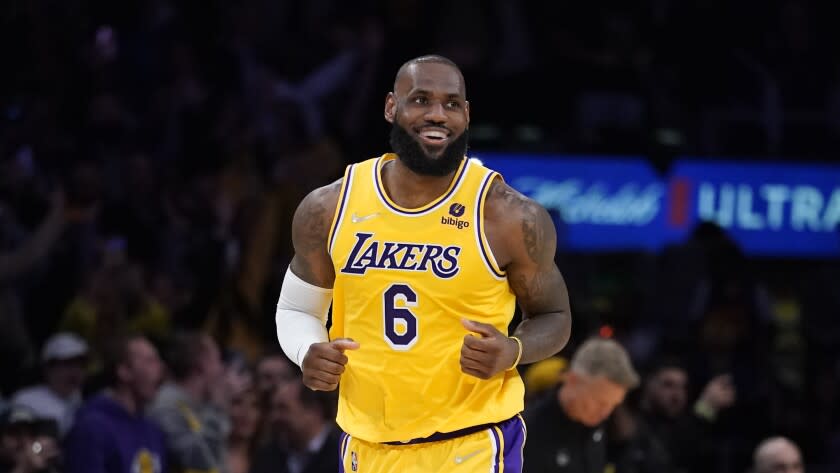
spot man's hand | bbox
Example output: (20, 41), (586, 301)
(460, 319), (519, 379)
(301, 338), (359, 391)
(209, 362), (253, 408)
(698, 374), (736, 412)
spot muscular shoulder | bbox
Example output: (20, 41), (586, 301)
(484, 177), (556, 268)
(291, 178), (343, 254)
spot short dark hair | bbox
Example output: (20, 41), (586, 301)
(163, 331), (213, 381)
(256, 346), (294, 370)
(397, 54), (459, 72)
(642, 355), (687, 381)
(101, 332), (147, 388)
(394, 54), (465, 94)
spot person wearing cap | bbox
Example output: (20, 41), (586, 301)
(11, 333), (89, 437)
(63, 333), (166, 473)
(0, 404), (62, 473)
(523, 337), (640, 473)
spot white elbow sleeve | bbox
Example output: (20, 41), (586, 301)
(275, 267), (332, 366)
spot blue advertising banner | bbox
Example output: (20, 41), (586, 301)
(666, 159), (840, 257)
(473, 152), (840, 257)
(473, 152), (666, 251)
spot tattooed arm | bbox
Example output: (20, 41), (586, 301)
(459, 177), (571, 379)
(289, 180), (343, 287)
(278, 179), (360, 391)
(484, 177), (571, 364)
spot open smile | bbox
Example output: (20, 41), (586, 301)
(416, 127), (451, 146)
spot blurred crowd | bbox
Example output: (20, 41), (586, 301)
(2, 0), (840, 472)
(1, 330), (339, 473)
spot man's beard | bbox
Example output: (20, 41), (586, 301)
(389, 123), (468, 176)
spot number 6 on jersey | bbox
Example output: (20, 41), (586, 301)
(383, 283), (419, 350)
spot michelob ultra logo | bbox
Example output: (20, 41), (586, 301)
(478, 153), (840, 256)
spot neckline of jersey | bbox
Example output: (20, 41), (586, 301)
(373, 153), (470, 216)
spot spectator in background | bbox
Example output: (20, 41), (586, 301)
(0, 404), (62, 473)
(605, 402), (672, 473)
(148, 331), (244, 473)
(751, 436), (804, 473)
(252, 351), (296, 447)
(225, 377), (261, 473)
(63, 333), (166, 473)
(637, 358), (736, 473)
(250, 374), (339, 473)
(254, 350), (296, 401)
(12, 333), (89, 436)
(0, 187), (67, 393)
(60, 255), (171, 354)
(523, 337), (640, 473)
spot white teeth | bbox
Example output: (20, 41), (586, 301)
(421, 130), (447, 140)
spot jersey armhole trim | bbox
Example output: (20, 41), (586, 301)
(328, 164), (355, 255)
(476, 171), (506, 280)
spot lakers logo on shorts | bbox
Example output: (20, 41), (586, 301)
(131, 448), (162, 473)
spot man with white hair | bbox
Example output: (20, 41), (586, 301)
(752, 436), (803, 473)
(523, 337), (641, 472)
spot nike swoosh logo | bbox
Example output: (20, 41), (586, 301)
(454, 449), (484, 464)
(351, 212), (380, 223)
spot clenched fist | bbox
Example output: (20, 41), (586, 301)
(301, 338), (359, 391)
(460, 319), (520, 380)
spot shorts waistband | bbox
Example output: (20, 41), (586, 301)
(382, 416), (515, 446)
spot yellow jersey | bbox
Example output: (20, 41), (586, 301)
(327, 154), (524, 443)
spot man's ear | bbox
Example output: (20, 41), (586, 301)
(465, 100), (470, 128)
(384, 92), (396, 123)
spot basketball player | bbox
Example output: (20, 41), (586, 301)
(276, 55), (572, 473)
